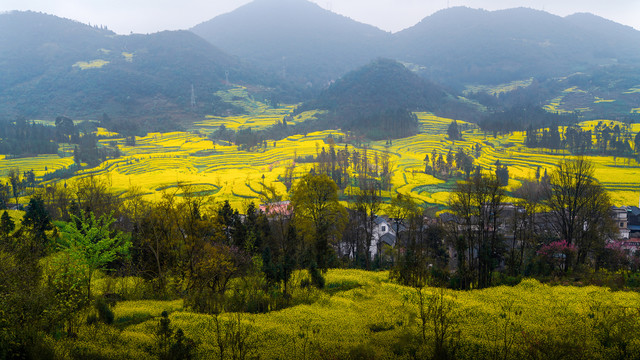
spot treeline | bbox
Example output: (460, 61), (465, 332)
(211, 107), (417, 152)
(442, 158), (620, 290)
(0, 116), (121, 165)
(526, 120), (639, 157)
(73, 133), (121, 166)
(290, 136), (394, 192)
(0, 118), (57, 155)
(209, 118), (327, 151)
(336, 108), (418, 140)
(478, 104), (578, 135)
(423, 146), (476, 180)
(479, 105), (640, 158)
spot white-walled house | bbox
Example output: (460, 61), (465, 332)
(370, 216), (397, 258)
(612, 206), (630, 239)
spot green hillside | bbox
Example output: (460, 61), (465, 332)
(0, 11), (258, 126)
(41, 269), (640, 359)
(297, 59), (477, 140)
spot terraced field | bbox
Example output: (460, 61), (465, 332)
(0, 154), (74, 177)
(464, 78), (533, 96)
(192, 86), (326, 132)
(2, 90), (640, 209)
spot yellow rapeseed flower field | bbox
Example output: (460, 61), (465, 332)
(3, 87), (640, 208)
(84, 269), (640, 359)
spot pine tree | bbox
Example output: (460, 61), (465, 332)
(0, 210), (14, 237)
(424, 154), (430, 174)
(447, 120), (462, 141)
(22, 197), (52, 254)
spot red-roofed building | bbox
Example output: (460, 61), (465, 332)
(259, 201), (292, 217)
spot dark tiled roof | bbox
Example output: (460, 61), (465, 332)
(439, 213), (456, 222)
(379, 233), (396, 246)
(391, 222), (406, 233)
(374, 216), (387, 225)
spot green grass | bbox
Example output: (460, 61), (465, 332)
(49, 269), (640, 359)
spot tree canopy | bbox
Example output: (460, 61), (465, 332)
(290, 173), (347, 273)
(57, 211), (131, 299)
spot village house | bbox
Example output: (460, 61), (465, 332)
(370, 216), (397, 259)
(611, 206), (629, 239)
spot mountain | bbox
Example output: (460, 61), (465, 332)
(0, 11), (257, 129)
(297, 59), (475, 140)
(394, 7), (640, 87)
(191, 0), (391, 88)
(192, 2), (640, 89)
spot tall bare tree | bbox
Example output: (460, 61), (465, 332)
(448, 174), (505, 289)
(354, 184), (382, 270)
(544, 158), (615, 268)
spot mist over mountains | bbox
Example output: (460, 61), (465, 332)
(191, 0), (391, 88)
(193, 0), (640, 87)
(1, 0), (640, 134)
(393, 7), (640, 86)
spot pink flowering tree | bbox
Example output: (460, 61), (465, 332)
(537, 240), (577, 273)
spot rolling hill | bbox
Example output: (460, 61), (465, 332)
(2, 5), (640, 133)
(297, 58), (476, 139)
(0, 11), (258, 128)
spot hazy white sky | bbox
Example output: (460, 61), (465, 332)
(1, 0), (638, 34)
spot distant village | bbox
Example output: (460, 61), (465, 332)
(263, 201), (640, 265)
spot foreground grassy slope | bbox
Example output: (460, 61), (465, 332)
(70, 269), (640, 359)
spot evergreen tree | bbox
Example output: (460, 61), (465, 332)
(0, 210), (14, 238)
(423, 154), (430, 174)
(0, 183), (10, 209)
(22, 196), (52, 254)
(495, 164), (509, 186)
(447, 120), (462, 141)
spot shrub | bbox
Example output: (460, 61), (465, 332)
(96, 297), (115, 325)
(347, 343), (377, 360)
(309, 264), (325, 289)
(625, 272), (640, 288)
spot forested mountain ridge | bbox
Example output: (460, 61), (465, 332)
(193, 2), (640, 88)
(0, 11), (261, 129)
(2, 4), (640, 137)
(190, 0), (392, 87)
(394, 7), (640, 86)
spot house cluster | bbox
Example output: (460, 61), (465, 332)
(364, 205), (640, 261)
(258, 201), (640, 260)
